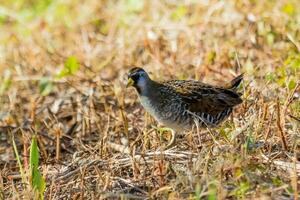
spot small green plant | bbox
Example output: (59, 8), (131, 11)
(194, 183), (201, 200)
(207, 181), (217, 200)
(39, 78), (54, 96)
(56, 56), (79, 79)
(171, 5), (187, 21)
(231, 181), (250, 198)
(282, 3), (295, 16)
(30, 136), (46, 199)
(12, 135), (46, 199)
(12, 135), (26, 185)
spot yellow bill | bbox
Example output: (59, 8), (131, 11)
(126, 77), (134, 87)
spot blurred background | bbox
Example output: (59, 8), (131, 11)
(0, 0), (299, 199)
(0, 0), (299, 82)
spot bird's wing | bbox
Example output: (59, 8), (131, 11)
(162, 80), (242, 116)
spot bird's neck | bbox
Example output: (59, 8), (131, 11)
(136, 79), (160, 97)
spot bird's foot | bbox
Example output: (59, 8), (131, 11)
(155, 127), (176, 149)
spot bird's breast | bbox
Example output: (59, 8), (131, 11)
(139, 95), (161, 120)
(139, 95), (189, 131)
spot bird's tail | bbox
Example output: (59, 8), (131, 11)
(227, 73), (243, 91)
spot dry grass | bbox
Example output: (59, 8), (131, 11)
(0, 0), (299, 199)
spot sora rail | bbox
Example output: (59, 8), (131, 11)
(127, 67), (243, 147)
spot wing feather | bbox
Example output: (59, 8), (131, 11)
(162, 80), (242, 116)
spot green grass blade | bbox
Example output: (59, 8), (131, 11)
(30, 135), (39, 171)
(30, 135), (46, 200)
(12, 135), (26, 185)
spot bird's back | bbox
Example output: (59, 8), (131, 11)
(157, 76), (243, 129)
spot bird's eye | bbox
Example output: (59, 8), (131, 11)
(138, 72), (145, 77)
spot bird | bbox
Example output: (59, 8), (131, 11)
(126, 67), (243, 147)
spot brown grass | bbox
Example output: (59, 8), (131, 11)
(0, 0), (299, 199)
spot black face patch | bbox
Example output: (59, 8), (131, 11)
(128, 67), (146, 84)
(129, 72), (140, 83)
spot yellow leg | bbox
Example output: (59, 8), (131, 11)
(165, 129), (176, 149)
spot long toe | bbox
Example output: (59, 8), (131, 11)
(164, 129), (176, 149)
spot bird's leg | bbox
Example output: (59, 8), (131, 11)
(194, 119), (202, 145)
(165, 129), (176, 149)
(156, 127), (176, 149)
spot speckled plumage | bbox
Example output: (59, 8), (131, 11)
(127, 67), (243, 132)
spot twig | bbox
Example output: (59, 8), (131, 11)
(108, 141), (130, 154)
(101, 192), (148, 200)
(113, 177), (148, 195)
(288, 114), (300, 123)
(261, 154), (300, 175)
(291, 150), (298, 200)
(276, 99), (288, 151)
(284, 81), (299, 113)
(287, 33), (300, 53)
(264, 111), (274, 142)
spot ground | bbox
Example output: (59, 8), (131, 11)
(0, 0), (299, 199)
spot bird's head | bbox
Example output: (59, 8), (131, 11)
(126, 67), (151, 93)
